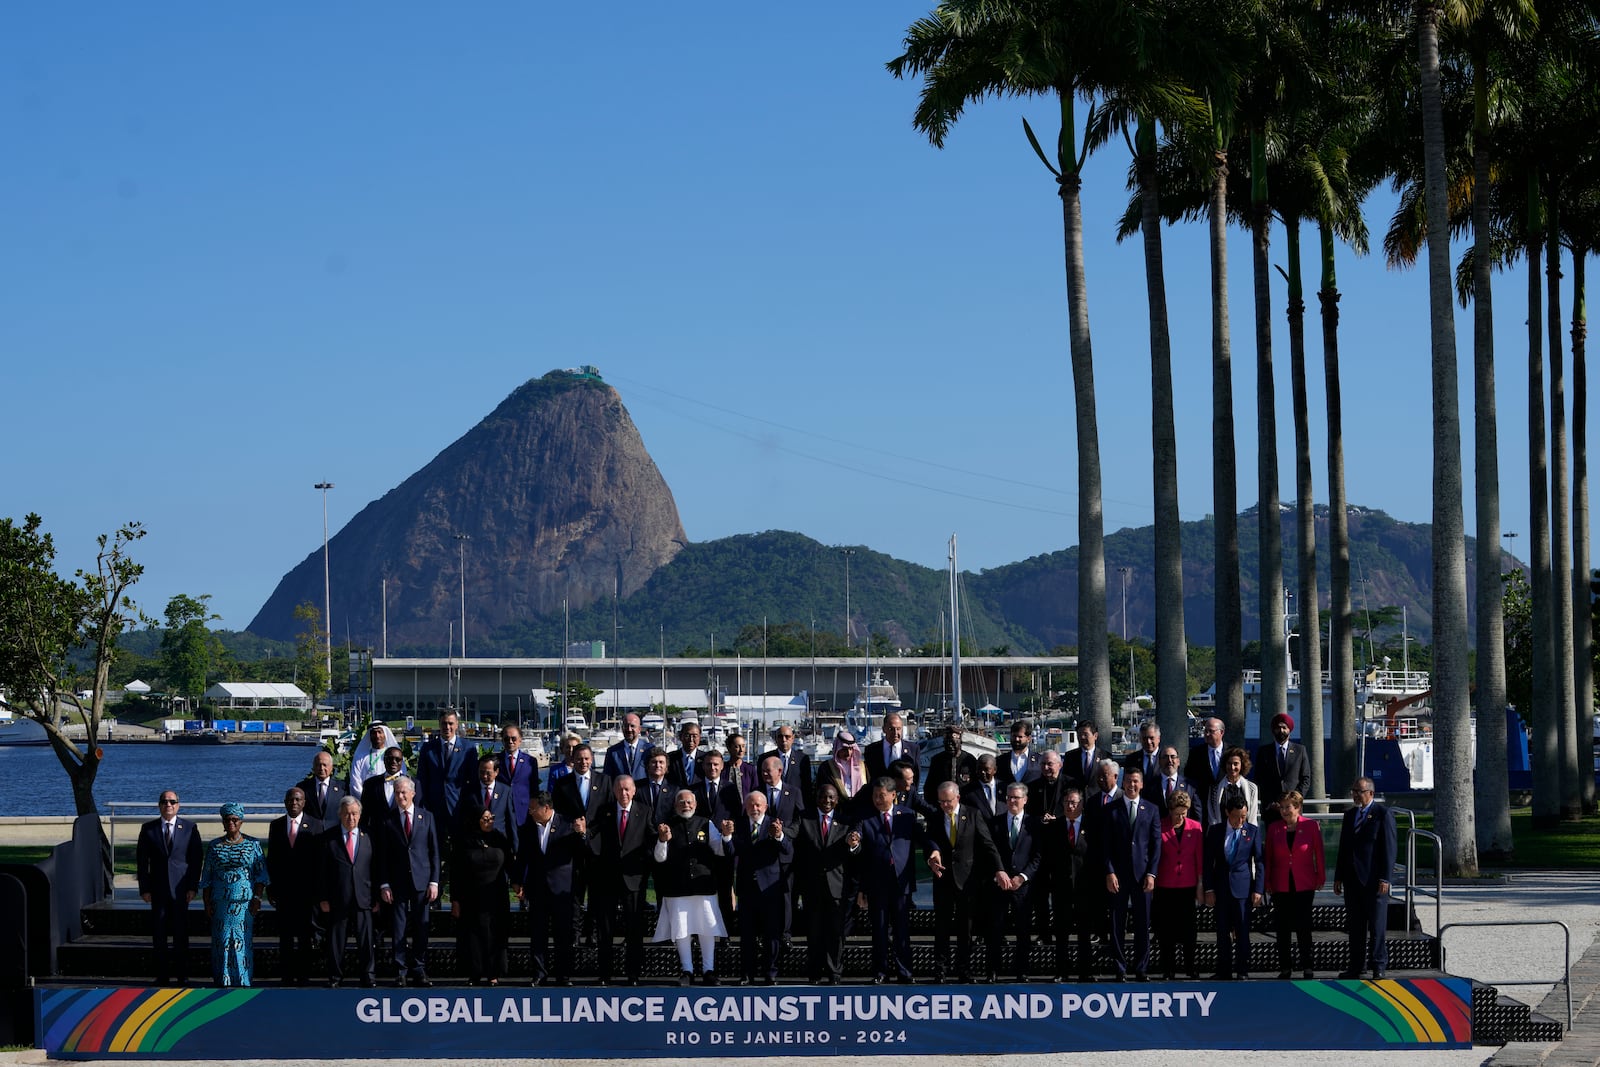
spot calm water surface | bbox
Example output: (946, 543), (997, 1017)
(0, 742), (322, 815)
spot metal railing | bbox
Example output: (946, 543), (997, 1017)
(103, 801), (286, 864)
(1440, 919), (1571, 1031)
(1300, 798), (1442, 937)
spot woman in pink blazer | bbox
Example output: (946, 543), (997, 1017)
(1264, 791), (1326, 978)
(1153, 790), (1204, 980)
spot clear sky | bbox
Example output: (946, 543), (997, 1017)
(2, 4), (1586, 632)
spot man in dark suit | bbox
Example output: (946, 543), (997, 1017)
(996, 720), (1043, 787)
(636, 749), (677, 823)
(761, 723), (815, 811)
(987, 782), (1043, 982)
(552, 744), (609, 823)
(602, 712), (652, 782)
(794, 783), (855, 985)
(416, 711), (478, 852)
(1047, 787), (1097, 981)
(849, 777), (930, 984)
(1027, 750), (1068, 818)
(1124, 721), (1165, 785)
(497, 723), (540, 827)
(926, 781), (1000, 982)
(1254, 712), (1312, 825)
(924, 724), (979, 805)
(136, 789), (202, 986)
(458, 754), (519, 850)
(665, 720), (704, 789)
(1064, 720), (1111, 792)
(378, 777), (439, 987)
(1334, 777), (1398, 978)
(1204, 792), (1265, 979)
(266, 786), (321, 985)
(724, 790), (794, 985)
(754, 754), (803, 825)
(694, 751), (742, 824)
(1184, 717), (1229, 822)
(297, 750), (347, 825)
(513, 791), (583, 986)
(865, 712), (921, 790)
(318, 796), (378, 987)
(1101, 768), (1162, 981)
(587, 776), (652, 985)
(358, 747), (407, 832)
(1151, 745), (1203, 814)
(963, 755), (1004, 819)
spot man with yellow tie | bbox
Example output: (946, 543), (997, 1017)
(926, 781), (1000, 983)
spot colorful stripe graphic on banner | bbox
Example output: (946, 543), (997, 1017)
(42, 987), (263, 1055)
(1296, 979), (1472, 1043)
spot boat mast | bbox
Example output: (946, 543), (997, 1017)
(950, 534), (963, 726)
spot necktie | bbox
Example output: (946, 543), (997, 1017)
(540, 823), (549, 853)
(1010, 818), (1020, 846)
(822, 813), (831, 838)
(1084, 751), (1092, 778)
(751, 820), (761, 842)
(883, 811), (892, 836)
(1068, 821), (1076, 847)
(1147, 756), (1156, 780)
(986, 784), (994, 812)
(1355, 806), (1366, 831)
(620, 810), (629, 838)
(625, 745), (632, 769)
(782, 753), (790, 774)
(346, 832), (356, 862)
(1128, 800), (1137, 823)
(579, 776), (589, 806)
(1227, 830), (1239, 862)
(288, 819), (297, 846)
(318, 781), (327, 807)
(404, 811), (412, 839)
(1211, 748), (1220, 776)
(948, 813), (957, 842)
(484, 787), (492, 810)
(770, 787), (779, 809)
(1164, 777), (1173, 800)
(163, 822), (172, 851)
(1278, 746), (1287, 775)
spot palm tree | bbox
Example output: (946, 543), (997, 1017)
(1564, 170), (1598, 813)
(1417, 0), (1477, 874)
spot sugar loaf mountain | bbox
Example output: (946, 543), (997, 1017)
(248, 369), (1505, 656)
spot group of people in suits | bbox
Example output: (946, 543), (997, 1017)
(136, 706), (1399, 989)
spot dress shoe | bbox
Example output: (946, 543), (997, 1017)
(1079, 973), (1094, 983)
(395, 975), (408, 987)
(899, 975), (915, 985)
(1133, 972), (1149, 983)
(552, 977), (573, 987)
(930, 974), (946, 985)
(414, 975), (433, 988)
(1372, 968), (1386, 979)
(1113, 972), (1127, 983)
(757, 977), (775, 987)
(1277, 970), (1292, 980)
(1236, 973), (1250, 981)
(360, 979), (377, 988)
(1302, 970), (1315, 980)
(679, 972), (694, 987)
(1337, 970), (1361, 979)
(328, 979), (342, 989)
(701, 971), (718, 987)
(956, 974), (972, 985)
(1162, 972), (1176, 982)
(872, 974), (889, 985)
(984, 973), (998, 984)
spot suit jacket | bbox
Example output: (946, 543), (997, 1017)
(1207, 776), (1260, 828)
(1203, 820), (1265, 899)
(136, 818), (202, 901)
(1184, 745), (1229, 812)
(266, 813), (322, 902)
(692, 777), (743, 824)
(924, 803), (1000, 892)
(587, 798), (654, 894)
(1047, 813), (1094, 891)
(1265, 815), (1326, 894)
(1124, 748), (1165, 785)
(319, 827), (377, 911)
(727, 814), (793, 893)
(416, 735), (478, 822)
(379, 806), (441, 894)
(552, 769), (610, 824)
(1063, 745), (1112, 790)
(602, 739), (653, 783)
(759, 747), (815, 810)
(1027, 775), (1069, 819)
(635, 777), (678, 824)
(1149, 773), (1203, 815)
(1101, 796), (1163, 886)
(795, 810), (855, 900)
(732, 759), (760, 797)
(864, 739), (921, 787)
(1334, 802), (1398, 889)
(852, 804), (927, 898)
(515, 813), (582, 897)
(989, 810), (1045, 884)
(295, 775), (347, 825)
(997, 748), (1043, 787)
(751, 782), (802, 828)
(924, 751), (979, 803)
(358, 774), (403, 832)
(1253, 740), (1312, 811)
(457, 781), (520, 852)
(497, 748), (541, 824)
(665, 747), (704, 790)
(962, 778), (1006, 820)
(1155, 816), (1204, 889)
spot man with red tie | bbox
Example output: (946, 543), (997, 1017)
(266, 786), (321, 985)
(497, 724), (540, 827)
(378, 777), (440, 987)
(587, 776), (652, 985)
(795, 783), (855, 985)
(1124, 721), (1164, 785)
(318, 796), (378, 988)
(1152, 745), (1202, 814)
(459, 754), (519, 853)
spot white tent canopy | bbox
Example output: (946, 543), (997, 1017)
(123, 679), (151, 694)
(204, 681), (311, 710)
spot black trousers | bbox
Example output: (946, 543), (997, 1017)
(986, 884), (1033, 979)
(1214, 891), (1251, 977)
(593, 886), (645, 981)
(868, 886), (914, 980)
(275, 893), (317, 984)
(390, 887), (433, 978)
(326, 905), (375, 983)
(1344, 883), (1389, 972)
(739, 885), (788, 980)
(528, 889), (576, 982)
(932, 880), (978, 978)
(1151, 885), (1198, 977)
(805, 887), (853, 982)
(1049, 877), (1096, 977)
(1274, 889), (1315, 972)
(149, 894), (190, 983)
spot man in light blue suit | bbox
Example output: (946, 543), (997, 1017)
(1204, 792), (1265, 980)
(602, 713), (653, 783)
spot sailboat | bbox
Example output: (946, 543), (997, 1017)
(944, 534), (998, 760)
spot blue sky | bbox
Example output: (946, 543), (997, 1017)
(2, 4), (1585, 633)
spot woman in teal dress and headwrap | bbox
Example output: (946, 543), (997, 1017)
(198, 802), (270, 987)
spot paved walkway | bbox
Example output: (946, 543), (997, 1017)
(1490, 928), (1600, 1067)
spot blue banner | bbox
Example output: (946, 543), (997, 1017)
(36, 979), (1472, 1059)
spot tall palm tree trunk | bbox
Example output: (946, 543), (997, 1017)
(1136, 115), (1189, 744)
(1320, 220), (1356, 792)
(1572, 247), (1594, 814)
(1471, 63), (1511, 858)
(1527, 173), (1559, 828)
(1285, 217), (1324, 797)
(1212, 136), (1245, 742)
(1419, 0), (1476, 874)
(1547, 187), (1580, 819)
(1251, 128), (1287, 738)
(1058, 94), (1108, 725)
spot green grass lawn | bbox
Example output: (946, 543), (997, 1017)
(1392, 807), (1600, 871)
(0, 843), (137, 875)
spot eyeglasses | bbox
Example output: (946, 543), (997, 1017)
(1161, 754), (1180, 761)
(222, 816), (242, 825)
(159, 798), (179, 805)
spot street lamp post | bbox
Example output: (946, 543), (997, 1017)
(455, 533), (471, 659)
(313, 482), (334, 701)
(841, 548), (856, 648)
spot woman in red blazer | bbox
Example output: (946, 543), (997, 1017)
(1264, 791), (1326, 978)
(1152, 790), (1204, 980)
